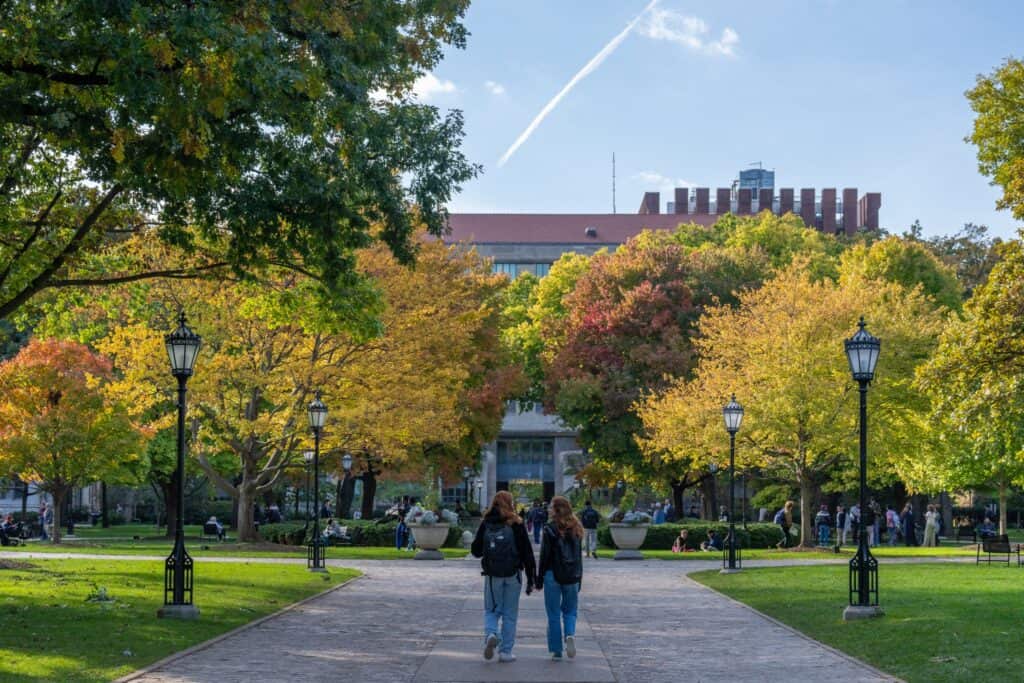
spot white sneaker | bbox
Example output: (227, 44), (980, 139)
(483, 634), (498, 660)
(565, 635), (576, 659)
(499, 652), (516, 663)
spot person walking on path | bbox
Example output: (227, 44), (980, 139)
(529, 501), (548, 545)
(471, 491), (536, 664)
(39, 502), (51, 541)
(835, 505), (847, 547)
(923, 504), (939, 547)
(579, 500), (601, 558)
(537, 496), (583, 662)
(774, 500), (794, 549)
(814, 505), (831, 546)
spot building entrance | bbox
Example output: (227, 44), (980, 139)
(494, 438), (555, 503)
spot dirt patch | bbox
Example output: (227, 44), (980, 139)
(0, 559), (37, 570)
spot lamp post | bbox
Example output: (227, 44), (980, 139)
(843, 317), (882, 620)
(158, 312), (201, 620)
(307, 393), (328, 573)
(462, 466), (473, 508)
(303, 451), (314, 524)
(708, 463), (718, 521)
(721, 395), (744, 574)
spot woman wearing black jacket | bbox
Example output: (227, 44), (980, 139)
(470, 491), (536, 663)
(536, 496), (583, 661)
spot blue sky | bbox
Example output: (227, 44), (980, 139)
(419, 1), (1024, 239)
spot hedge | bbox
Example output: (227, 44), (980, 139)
(597, 522), (791, 550)
(260, 518), (468, 548)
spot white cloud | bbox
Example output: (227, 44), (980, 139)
(638, 8), (739, 57)
(484, 80), (506, 96)
(498, 0), (660, 167)
(636, 171), (697, 193)
(412, 73), (457, 101)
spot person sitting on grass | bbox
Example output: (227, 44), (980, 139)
(701, 529), (723, 552)
(671, 528), (693, 553)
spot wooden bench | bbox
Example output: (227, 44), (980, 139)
(976, 534), (1021, 566)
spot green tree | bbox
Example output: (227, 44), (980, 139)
(916, 237), (1024, 533)
(838, 236), (963, 310)
(967, 57), (1024, 220)
(0, 0), (476, 319)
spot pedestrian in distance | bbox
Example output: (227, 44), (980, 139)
(774, 500), (794, 549)
(835, 504), (846, 548)
(886, 504), (900, 546)
(902, 502), (917, 546)
(923, 504), (939, 547)
(579, 500), (601, 558)
(815, 505), (831, 546)
(536, 496), (583, 662)
(530, 500), (548, 545)
(471, 491), (537, 664)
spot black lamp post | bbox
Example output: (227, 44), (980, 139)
(159, 312), (201, 620)
(708, 463), (718, 521)
(721, 395), (744, 574)
(843, 317), (882, 620)
(307, 393), (328, 573)
(303, 450), (314, 524)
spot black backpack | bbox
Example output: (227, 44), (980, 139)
(580, 508), (599, 528)
(549, 525), (582, 585)
(482, 522), (519, 577)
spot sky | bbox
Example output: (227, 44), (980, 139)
(415, 0), (1024, 239)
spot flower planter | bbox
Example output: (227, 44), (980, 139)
(409, 523), (449, 560)
(609, 523), (649, 560)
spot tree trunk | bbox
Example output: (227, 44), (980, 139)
(670, 480), (685, 521)
(998, 481), (1008, 536)
(699, 475), (717, 520)
(360, 470), (377, 519)
(338, 473), (356, 519)
(798, 478), (816, 549)
(161, 481), (178, 539)
(237, 484), (258, 541)
(101, 482), (109, 528)
(939, 491), (953, 537)
(50, 486), (69, 544)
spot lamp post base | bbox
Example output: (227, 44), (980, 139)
(842, 604), (883, 621)
(157, 604), (200, 620)
(719, 567), (742, 575)
(307, 566), (329, 573)
(613, 549), (643, 560)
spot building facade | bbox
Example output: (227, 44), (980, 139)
(446, 179), (882, 506)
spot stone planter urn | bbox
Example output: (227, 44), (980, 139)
(409, 523), (449, 560)
(609, 523), (649, 560)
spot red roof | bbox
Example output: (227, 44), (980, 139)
(445, 213), (718, 244)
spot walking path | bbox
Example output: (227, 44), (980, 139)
(47, 554), (899, 683)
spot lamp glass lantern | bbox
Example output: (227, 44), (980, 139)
(844, 317), (881, 382)
(307, 394), (328, 430)
(303, 450), (314, 465)
(165, 312), (201, 377)
(462, 466), (473, 480)
(341, 453), (353, 471)
(722, 395), (744, 434)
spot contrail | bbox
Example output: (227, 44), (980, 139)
(497, 0), (659, 167)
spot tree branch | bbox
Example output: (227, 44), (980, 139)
(47, 262), (230, 288)
(0, 61), (110, 86)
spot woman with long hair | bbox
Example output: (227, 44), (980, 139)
(470, 490), (536, 664)
(536, 496), (584, 661)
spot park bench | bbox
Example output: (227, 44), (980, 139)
(955, 526), (977, 544)
(976, 534), (1021, 566)
(200, 522), (229, 542)
(323, 525), (353, 546)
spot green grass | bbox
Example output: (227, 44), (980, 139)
(0, 558), (359, 682)
(641, 544), (979, 561)
(7, 540), (468, 561)
(693, 563), (1024, 682)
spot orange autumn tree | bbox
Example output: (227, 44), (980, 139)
(0, 339), (145, 542)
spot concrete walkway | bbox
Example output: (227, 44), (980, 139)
(82, 555), (900, 683)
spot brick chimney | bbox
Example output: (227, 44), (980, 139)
(638, 191), (660, 215)
(674, 187), (689, 214)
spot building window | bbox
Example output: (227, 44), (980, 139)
(493, 262), (517, 276)
(534, 263), (551, 277)
(496, 439), (555, 481)
(441, 486), (469, 505)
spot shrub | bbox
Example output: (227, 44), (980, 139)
(259, 521), (307, 545)
(598, 522), (784, 550)
(259, 517), (469, 548)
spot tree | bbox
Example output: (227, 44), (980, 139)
(0, 1), (476, 319)
(838, 236), (962, 310)
(639, 263), (946, 546)
(925, 223), (1002, 297)
(99, 235), (517, 539)
(0, 339), (145, 542)
(967, 57), (1024, 221)
(916, 237), (1024, 533)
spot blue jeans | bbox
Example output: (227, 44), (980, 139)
(543, 570), (578, 655)
(817, 524), (829, 545)
(395, 524), (407, 550)
(533, 524), (541, 545)
(484, 574), (522, 655)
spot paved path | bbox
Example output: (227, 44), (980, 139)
(96, 555), (898, 683)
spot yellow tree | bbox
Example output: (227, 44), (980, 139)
(0, 339), (146, 542)
(99, 235), (517, 539)
(639, 262), (946, 546)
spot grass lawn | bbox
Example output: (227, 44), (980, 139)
(692, 563), (1024, 682)
(7, 538), (468, 560)
(642, 544), (979, 561)
(0, 558), (358, 682)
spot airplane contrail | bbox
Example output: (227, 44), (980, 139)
(497, 0), (659, 168)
